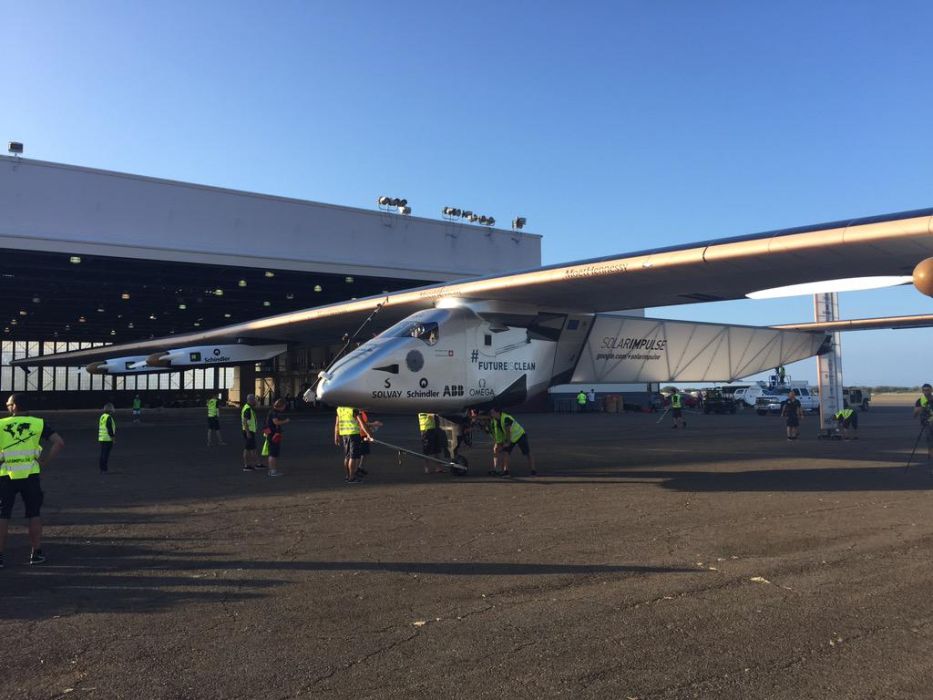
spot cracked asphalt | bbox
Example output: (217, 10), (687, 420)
(2, 395), (932, 699)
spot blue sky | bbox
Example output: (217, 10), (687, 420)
(3, 0), (932, 385)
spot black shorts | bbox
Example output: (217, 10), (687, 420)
(839, 414), (859, 429)
(671, 408), (683, 418)
(0, 474), (43, 519)
(785, 415), (799, 427)
(342, 434), (364, 459)
(501, 434), (531, 456)
(262, 435), (281, 458)
(421, 429), (441, 455)
(242, 431), (256, 450)
(207, 417), (220, 430)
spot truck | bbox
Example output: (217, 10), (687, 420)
(843, 387), (871, 411)
(756, 385), (819, 415)
(702, 388), (737, 414)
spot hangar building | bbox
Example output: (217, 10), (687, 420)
(0, 155), (541, 408)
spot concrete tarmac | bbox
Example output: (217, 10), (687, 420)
(2, 397), (932, 699)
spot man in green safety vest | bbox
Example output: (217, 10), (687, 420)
(334, 406), (372, 483)
(834, 406), (858, 440)
(418, 412), (445, 474)
(576, 390), (587, 413)
(669, 389), (686, 429)
(0, 394), (65, 567)
(206, 393), (227, 447)
(132, 394), (142, 423)
(913, 383), (933, 466)
(488, 407), (536, 478)
(98, 402), (116, 473)
(240, 394), (260, 472)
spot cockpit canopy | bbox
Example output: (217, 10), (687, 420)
(379, 308), (457, 346)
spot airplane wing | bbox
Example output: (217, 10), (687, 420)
(15, 207), (933, 367)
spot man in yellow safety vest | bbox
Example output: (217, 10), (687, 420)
(488, 407), (536, 478)
(834, 407), (859, 440)
(334, 407), (372, 483)
(240, 394), (260, 471)
(98, 402), (116, 473)
(669, 389), (686, 429)
(0, 394), (65, 567)
(418, 413), (445, 474)
(913, 383), (933, 467)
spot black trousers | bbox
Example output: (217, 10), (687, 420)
(99, 441), (113, 472)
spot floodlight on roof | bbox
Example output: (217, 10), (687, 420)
(377, 196), (391, 206)
(313, 284), (322, 292)
(69, 255), (82, 264)
(512, 217), (527, 230)
(398, 205), (411, 215)
(264, 271), (275, 278)
(8, 141), (23, 155)
(238, 279), (247, 287)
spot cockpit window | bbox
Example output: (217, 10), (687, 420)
(384, 320), (440, 345)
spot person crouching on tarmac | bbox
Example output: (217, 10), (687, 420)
(335, 407), (372, 484)
(488, 407), (536, 478)
(781, 390), (803, 440)
(261, 399), (289, 477)
(418, 412), (445, 474)
(912, 383), (933, 468)
(834, 407), (858, 440)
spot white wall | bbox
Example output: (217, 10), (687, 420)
(0, 156), (541, 281)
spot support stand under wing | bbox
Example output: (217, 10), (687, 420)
(814, 293), (844, 437)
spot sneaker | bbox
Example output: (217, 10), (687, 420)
(29, 550), (46, 565)
(487, 470), (502, 476)
(346, 477), (363, 484)
(500, 471), (512, 478)
(268, 470), (284, 477)
(242, 465), (255, 471)
(253, 464), (267, 470)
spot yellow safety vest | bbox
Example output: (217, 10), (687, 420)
(241, 404), (256, 432)
(132, 397), (142, 410)
(492, 412), (525, 443)
(99, 413), (115, 442)
(671, 393), (683, 409)
(835, 408), (855, 420)
(337, 407), (360, 436)
(920, 396), (931, 410)
(207, 398), (219, 417)
(418, 413), (436, 432)
(576, 392), (587, 405)
(0, 416), (44, 480)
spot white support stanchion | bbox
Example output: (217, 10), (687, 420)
(815, 292), (844, 437)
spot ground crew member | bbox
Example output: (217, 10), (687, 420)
(262, 398), (289, 477)
(576, 390), (587, 413)
(98, 402), (116, 472)
(334, 406), (371, 483)
(912, 383), (933, 466)
(356, 409), (382, 477)
(777, 365), (786, 385)
(670, 389), (686, 429)
(781, 390), (803, 440)
(587, 388), (597, 412)
(834, 406), (858, 440)
(206, 393), (226, 447)
(418, 412), (445, 474)
(240, 394), (260, 471)
(132, 394), (142, 423)
(0, 394), (64, 567)
(488, 407), (536, 477)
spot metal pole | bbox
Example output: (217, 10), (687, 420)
(815, 292), (844, 436)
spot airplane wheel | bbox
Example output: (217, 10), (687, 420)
(451, 454), (469, 476)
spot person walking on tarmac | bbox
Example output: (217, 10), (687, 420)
(489, 407), (536, 478)
(98, 402), (116, 473)
(334, 407), (372, 483)
(206, 393), (227, 447)
(834, 406), (858, 440)
(669, 388), (686, 429)
(0, 394), (65, 567)
(781, 390), (803, 440)
(240, 394), (260, 471)
(132, 394), (142, 423)
(262, 399), (289, 477)
(356, 409), (382, 477)
(418, 413), (445, 474)
(576, 389), (587, 413)
(912, 383), (933, 468)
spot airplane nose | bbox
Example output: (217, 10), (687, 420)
(315, 367), (366, 406)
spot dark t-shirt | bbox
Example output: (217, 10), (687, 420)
(781, 399), (800, 416)
(265, 410), (284, 436)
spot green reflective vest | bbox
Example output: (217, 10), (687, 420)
(132, 397), (142, 410)
(337, 407), (360, 436)
(0, 416), (44, 480)
(576, 392), (587, 405)
(207, 398), (219, 417)
(835, 408), (855, 420)
(492, 412), (525, 443)
(241, 404), (256, 432)
(671, 393), (683, 409)
(418, 413), (436, 432)
(99, 413), (115, 442)
(920, 396), (931, 410)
